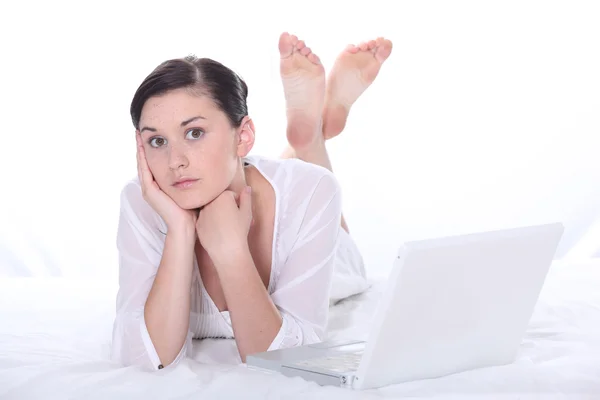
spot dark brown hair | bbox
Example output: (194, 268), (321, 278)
(130, 55), (249, 129)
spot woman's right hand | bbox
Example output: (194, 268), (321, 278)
(136, 133), (198, 233)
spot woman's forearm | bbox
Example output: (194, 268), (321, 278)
(213, 246), (283, 362)
(144, 225), (196, 367)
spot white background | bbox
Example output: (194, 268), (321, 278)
(0, 0), (598, 280)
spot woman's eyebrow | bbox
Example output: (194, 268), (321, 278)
(140, 115), (206, 134)
(181, 115), (206, 126)
(139, 126), (156, 134)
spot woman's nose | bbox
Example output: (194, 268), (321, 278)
(168, 145), (189, 170)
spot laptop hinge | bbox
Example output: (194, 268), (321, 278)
(340, 373), (357, 388)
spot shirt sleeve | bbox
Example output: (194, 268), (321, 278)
(266, 170), (342, 351)
(110, 180), (192, 371)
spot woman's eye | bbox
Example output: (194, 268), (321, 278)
(186, 128), (204, 140)
(149, 137), (166, 148)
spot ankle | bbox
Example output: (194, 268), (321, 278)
(286, 118), (323, 149)
(293, 134), (326, 158)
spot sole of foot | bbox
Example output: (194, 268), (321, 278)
(322, 37), (393, 140)
(279, 32), (326, 150)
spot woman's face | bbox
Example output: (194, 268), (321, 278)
(137, 88), (254, 210)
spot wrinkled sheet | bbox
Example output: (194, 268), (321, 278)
(1, 259), (599, 399)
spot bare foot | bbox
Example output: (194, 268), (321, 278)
(279, 32), (326, 150)
(322, 37), (393, 140)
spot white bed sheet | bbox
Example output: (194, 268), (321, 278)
(1, 260), (599, 400)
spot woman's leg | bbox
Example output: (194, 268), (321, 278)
(278, 32), (393, 232)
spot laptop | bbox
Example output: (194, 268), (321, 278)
(246, 222), (565, 390)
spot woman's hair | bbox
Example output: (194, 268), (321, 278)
(130, 55), (249, 130)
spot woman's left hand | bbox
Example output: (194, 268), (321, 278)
(196, 186), (253, 265)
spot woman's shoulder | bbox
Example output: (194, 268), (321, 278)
(245, 155), (341, 232)
(119, 177), (145, 208)
(118, 177), (167, 233)
(244, 155), (338, 191)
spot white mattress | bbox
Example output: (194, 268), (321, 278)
(1, 260), (599, 399)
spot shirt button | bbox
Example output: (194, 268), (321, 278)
(158, 364), (164, 369)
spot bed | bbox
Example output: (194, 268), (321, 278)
(1, 259), (599, 399)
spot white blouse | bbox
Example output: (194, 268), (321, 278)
(110, 155), (368, 371)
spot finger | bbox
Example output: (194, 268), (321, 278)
(137, 135), (154, 189)
(137, 140), (149, 193)
(136, 135), (143, 183)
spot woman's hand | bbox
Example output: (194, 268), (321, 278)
(196, 187), (253, 265)
(136, 133), (198, 233)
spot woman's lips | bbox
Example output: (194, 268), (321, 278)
(173, 179), (199, 189)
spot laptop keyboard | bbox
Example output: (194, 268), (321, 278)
(294, 351), (363, 373)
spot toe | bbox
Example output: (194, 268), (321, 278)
(345, 44), (359, 54)
(359, 42), (369, 51)
(278, 32), (294, 58)
(307, 53), (321, 65)
(290, 34), (299, 46)
(300, 46), (311, 56)
(367, 40), (377, 50)
(375, 39), (393, 63)
(296, 40), (306, 51)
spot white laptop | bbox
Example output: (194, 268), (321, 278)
(246, 222), (565, 390)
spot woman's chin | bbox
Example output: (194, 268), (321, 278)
(177, 199), (205, 211)
(173, 193), (208, 211)
(170, 186), (222, 210)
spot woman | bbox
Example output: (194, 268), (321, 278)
(111, 32), (393, 371)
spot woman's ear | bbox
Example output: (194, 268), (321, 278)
(237, 116), (256, 157)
